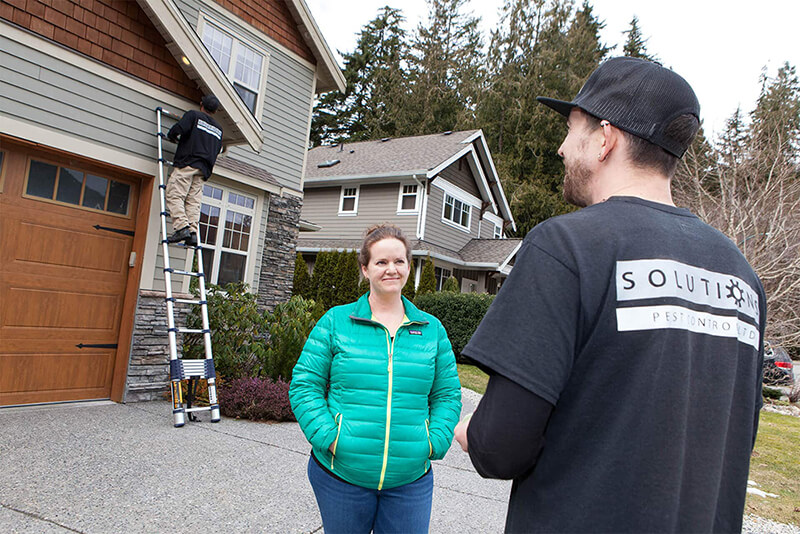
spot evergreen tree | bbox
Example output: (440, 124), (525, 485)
(442, 275), (459, 292)
(292, 253), (312, 299)
(402, 258), (416, 301)
(749, 62), (800, 164)
(416, 256), (437, 296)
(337, 251), (361, 305)
(621, 16), (656, 61)
(402, 0), (485, 135)
(311, 251), (337, 309)
(358, 276), (370, 296)
(310, 7), (409, 145)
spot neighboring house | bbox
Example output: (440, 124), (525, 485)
(299, 130), (521, 294)
(0, 0), (345, 406)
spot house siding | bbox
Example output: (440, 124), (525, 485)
(0, 0), (200, 100)
(176, 0), (316, 192)
(424, 184), (478, 251)
(298, 183), (418, 241)
(439, 159), (480, 198)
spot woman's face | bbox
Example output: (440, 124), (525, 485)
(361, 238), (410, 297)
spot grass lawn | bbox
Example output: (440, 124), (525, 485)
(746, 409), (800, 526)
(457, 363), (489, 394)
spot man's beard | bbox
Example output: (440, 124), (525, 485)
(563, 158), (593, 208)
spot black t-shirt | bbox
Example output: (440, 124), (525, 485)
(168, 109), (223, 179)
(463, 196), (766, 533)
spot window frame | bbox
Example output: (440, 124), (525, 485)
(441, 192), (472, 232)
(396, 183), (420, 214)
(338, 185), (359, 216)
(197, 14), (270, 121)
(198, 183), (258, 286)
(434, 266), (452, 291)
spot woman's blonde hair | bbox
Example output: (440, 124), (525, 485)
(358, 224), (412, 266)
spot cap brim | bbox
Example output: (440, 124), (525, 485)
(536, 97), (575, 117)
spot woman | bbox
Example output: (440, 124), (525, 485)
(290, 224), (462, 533)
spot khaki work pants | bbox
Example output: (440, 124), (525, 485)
(165, 166), (204, 235)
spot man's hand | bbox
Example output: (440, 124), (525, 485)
(454, 413), (472, 452)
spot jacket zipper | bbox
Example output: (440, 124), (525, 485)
(330, 413), (343, 470)
(425, 419), (432, 458)
(378, 328), (396, 490)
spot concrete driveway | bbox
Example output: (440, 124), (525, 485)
(0, 389), (509, 533)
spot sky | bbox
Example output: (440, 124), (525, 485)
(303, 0), (800, 139)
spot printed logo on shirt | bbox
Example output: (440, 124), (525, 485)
(197, 119), (222, 140)
(409, 330), (423, 335)
(615, 259), (760, 349)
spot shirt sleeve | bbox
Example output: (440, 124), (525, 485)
(167, 110), (194, 142)
(467, 373), (553, 479)
(462, 235), (580, 405)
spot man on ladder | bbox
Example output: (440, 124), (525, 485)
(165, 94), (223, 245)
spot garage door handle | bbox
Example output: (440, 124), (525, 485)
(76, 343), (118, 349)
(93, 224), (134, 236)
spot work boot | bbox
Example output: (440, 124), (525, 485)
(167, 226), (192, 243)
(185, 232), (198, 247)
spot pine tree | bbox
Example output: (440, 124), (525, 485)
(337, 251), (361, 305)
(402, 0), (485, 135)
(311, 251), (337, 309)
(621, 16), (656, 61)
(402, 258), (417, 301)
(416, 256), (437, 296)
(310, 7), (409, 145)
(358, 276), (370, 296)
(292, 253), (312, 299)
(749, 62), (800, 165)
(442, 276), (459, 292)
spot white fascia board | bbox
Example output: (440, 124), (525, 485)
(289, 0), (346, 93)
(426, 145), (472, 179)
(426, 144), (498, 215)
(304, 171), (426, 186)
(500, 264), (513, 276)
(136, 0), (263, 152)
(473, 131), (516, 231)
(498, 241), (523, 271)
(431, 179), (482, 208)
(483, 211), (504, 227)
(464, 150), (498, 214)
(460, 130), (483, 144)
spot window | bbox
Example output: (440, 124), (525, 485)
(443, 193), (471, 230)
(434, 267), (452, 291)
(397, 184), (419, 213)
(493, 223), (502, 239)
(24, 159), (131, 216)
(200, 18), (268, 117)
(199, 184), (257, 286)
(339, 186), (359, 215)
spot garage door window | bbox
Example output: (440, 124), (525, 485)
(25, 160), (131, 216)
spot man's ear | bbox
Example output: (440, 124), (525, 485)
(598, 121), (620, 162)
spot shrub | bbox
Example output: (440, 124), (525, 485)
(762, 386), (784, 400)
(218, 377), (295, 422)
(442, 276), (459, 293)
(184, 281), (265, 379)
(416, 256), (436, 296)
(402, 259), (416, 301)
(292, 253), (312, 299)
(260, 295), (322, 382)
(415, 292), (495, 356)
(358, 276), (370, 296)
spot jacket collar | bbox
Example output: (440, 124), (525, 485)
(351, 292), (429, 325)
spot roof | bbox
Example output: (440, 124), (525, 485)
(215, 156), (279, 187)
(296, 237), (522, 270)
(135, 0), (345, 151)
(305, 130), (481, 180)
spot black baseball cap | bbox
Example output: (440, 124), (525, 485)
(537, 57), (700, 157)
(201, 94), (220, 113)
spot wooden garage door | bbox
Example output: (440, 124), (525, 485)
(0, 150), (138, 406)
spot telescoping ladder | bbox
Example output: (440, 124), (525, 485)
(155, 106), (220, 427)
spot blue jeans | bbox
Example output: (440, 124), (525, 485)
(307, 456), (433, 533)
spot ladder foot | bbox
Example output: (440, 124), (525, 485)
(173, 408), (186, 428)
(211, 405), (221, 422)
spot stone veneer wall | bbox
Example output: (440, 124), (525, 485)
(124, 290), (191, 402)
(257, 193), (301, 311)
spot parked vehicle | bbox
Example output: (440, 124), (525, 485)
(763, 342), (795, 386)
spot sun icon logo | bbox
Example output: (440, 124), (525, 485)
(725, 280), (745, 307)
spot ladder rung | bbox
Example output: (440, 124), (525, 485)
(185, 406), (212, 413)
(175, 298), (204, 305)
(170, 359), (216, 380)
(167, 269), (203, 277)
(177, 328), (208, 334)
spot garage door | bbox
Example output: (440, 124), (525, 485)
(0, 149), (138, 406)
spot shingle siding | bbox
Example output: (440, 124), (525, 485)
(423, 185), (478, 251)
(438, 159), (480, 198)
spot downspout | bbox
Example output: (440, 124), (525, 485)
(412, 174), (426, 240)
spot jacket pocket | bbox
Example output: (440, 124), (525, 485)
(331, 413), (343, 470)
(425, 419), (433, 458)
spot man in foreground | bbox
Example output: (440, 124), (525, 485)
(454, 57), (766, 533)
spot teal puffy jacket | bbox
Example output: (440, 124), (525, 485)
(290, 294), (462, 490)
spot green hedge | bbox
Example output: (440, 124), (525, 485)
(414, 292), (494, 356)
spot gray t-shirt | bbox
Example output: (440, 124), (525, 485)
(464, 196), (766, 533)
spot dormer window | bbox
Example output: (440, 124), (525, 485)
(443, 193), (471, 230)
(397, 184), (419, 213)
(339, 186), (359, 215)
